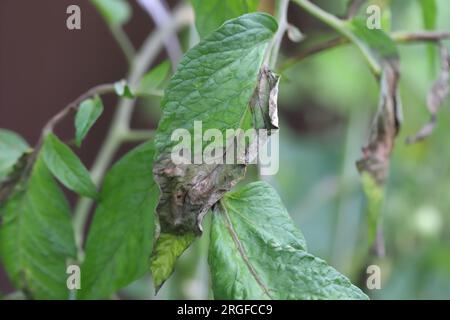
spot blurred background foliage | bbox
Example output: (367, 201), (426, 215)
(1, 0), (450, 300)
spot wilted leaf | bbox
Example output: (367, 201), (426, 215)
(42, 133), (98, 199)
(191, 0), (260, 38)
(406, 44), (449, 144)
(209, 181), (368, 300)
(0, 153), (77, 299)
(80, 141), (158, 299)
(75, 96), (104, 147)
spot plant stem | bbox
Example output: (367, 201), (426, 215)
(110, 26), (136, 66)
(72, 5), (193, 259)
(267, 0), (290, 69)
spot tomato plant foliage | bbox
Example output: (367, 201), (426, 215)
(1, 0), (447, 300)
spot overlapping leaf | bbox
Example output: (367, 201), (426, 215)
(79, 141), (158, 299)
(209, 182), (368, 300)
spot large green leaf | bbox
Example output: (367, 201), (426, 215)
(79, 141), (158, 299)
(0, 153), (77, 299)
(0, 129), (29, 183)
(42, 133), (98, 199)
(91, 0), (131, 26)
(209, 181), (368, 300)
(75, 96), (104, 147)
(191, 0), (260, 38)
(419, 0), (438, 68)
(154, 12), (277, 232)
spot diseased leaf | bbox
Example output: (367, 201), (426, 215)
(80, 141), (158, 299)
(209, 181), (368, 300)
(153, 13), (277, 236)
(0, 153), (77, 299)
(75, 96), (104, 147)
(0, 130), (29, 183)
(114, 80), (134, 99)
(91, 0), (131, 26)
(139, 60), (171, 94)
(150, 232), (195, 292)
(406, 44), (449, 144)
(42, 133), (98, 199)
(191, 0), (260, 38)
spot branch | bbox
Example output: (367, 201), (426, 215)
(279, 31), (450, 72)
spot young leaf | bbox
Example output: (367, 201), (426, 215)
(139, 60), (171, 94)
(91, 0), (131, 26)
(42, 133), (98, 199)
(209, 181), (368, 300)
(0, 153), (77, 299)
(79, 141), (158, 299)
(191, 0), (260, 38)
(150, 232), (195, 292)
(0, 130), (29, 183)
(114, 80), (134, 98)
(75, 96), (104, 147)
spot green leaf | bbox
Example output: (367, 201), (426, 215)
(91, 0), (131, 26)
(79, 141), (158, 299)
(75, 96), (104, 147)
(209, 181), (368, 300)
(114, 80), (134, 98)
(419, 0), (437, 30)
(191, 0), (260, 38)
(0, 153), (77, 299)
(0, 130), (29, 183)
(153, 13), (277, 234)
(139, 60), (171, 94)
(42, 133), (98, 199)
(150, 232), (195, 292)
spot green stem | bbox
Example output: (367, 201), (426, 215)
(110, 26), (136, 66)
